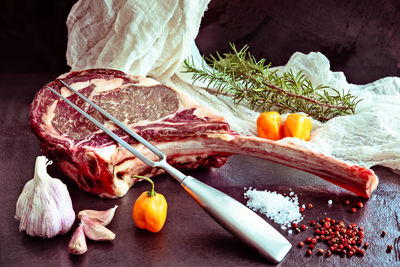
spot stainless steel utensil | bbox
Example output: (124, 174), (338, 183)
(48, 80), (292, 263)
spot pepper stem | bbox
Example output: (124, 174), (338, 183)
(133, 176), (155, 197)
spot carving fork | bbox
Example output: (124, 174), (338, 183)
(48, 80), (292, 263)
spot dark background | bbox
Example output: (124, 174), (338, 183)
(1, 1), (400, 266)
(0, 0), (399, 84)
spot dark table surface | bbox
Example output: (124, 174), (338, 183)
(1, 74), (400, 266)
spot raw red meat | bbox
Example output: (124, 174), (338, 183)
(30, 69), (378, 198)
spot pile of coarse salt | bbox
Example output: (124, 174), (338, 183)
(244, 188), (303, 230)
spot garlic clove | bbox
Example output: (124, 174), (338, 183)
(81, 215), (116, 241)
(15, 156), (75, 238)
(77, 205), (118, 226)
(68, 222), (87, 255)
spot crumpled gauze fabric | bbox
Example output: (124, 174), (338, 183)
(66, 0), (210, 81)
(66, 0), (400, 171)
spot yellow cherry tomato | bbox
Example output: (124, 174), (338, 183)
(256, 111), (283, 141)
(283, 114), (312, 141)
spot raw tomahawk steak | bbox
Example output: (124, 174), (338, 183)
(30, 69), (378, 198)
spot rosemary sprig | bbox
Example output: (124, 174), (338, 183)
(183, 44), (361, 122)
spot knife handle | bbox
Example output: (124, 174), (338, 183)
(180, 176), (292, 263)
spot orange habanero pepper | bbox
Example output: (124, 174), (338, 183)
(132, 176), (167, 233)
(283, 114), (312, 141)
(256, 111), (283, 141)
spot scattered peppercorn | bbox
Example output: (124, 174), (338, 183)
(357, 249), (366, 256)
(348, 250), (354, 257)
(317, 248), (324, 255)
(351, 207), (357, 213)
(381, 230), (386, 237)
(307, 203), (313, 210)
(306, 249), (312, 256)
(356, 202), (363, 208)
(387, 245), (393, 253)
(301, 224), (307, 230)
(298, 241), (304, 248)
(292, 222), (298, 229)
(344, 200), (350, 205)
(300, 207), (305, 213)
(297, 217), (368, 259)
(325, 250), (332, 257)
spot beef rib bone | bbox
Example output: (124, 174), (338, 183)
(30, 69), (378, 198)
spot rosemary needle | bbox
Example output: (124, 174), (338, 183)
(183, 43), (361, 122)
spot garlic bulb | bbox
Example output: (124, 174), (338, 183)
(15, 156), (75, 238)
(78, 205), (118, 226)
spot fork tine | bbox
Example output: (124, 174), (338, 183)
(48, 85), (164, 167)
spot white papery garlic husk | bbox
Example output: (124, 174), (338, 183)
(15, 156), (75, 238)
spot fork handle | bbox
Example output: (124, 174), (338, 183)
(180, 176), (292, 263)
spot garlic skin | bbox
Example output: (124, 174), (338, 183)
(81, 214), (116, 241)
(78, 205), (118, 226)
(68, 222), (87, 255)
(15, 156), (75, 238)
